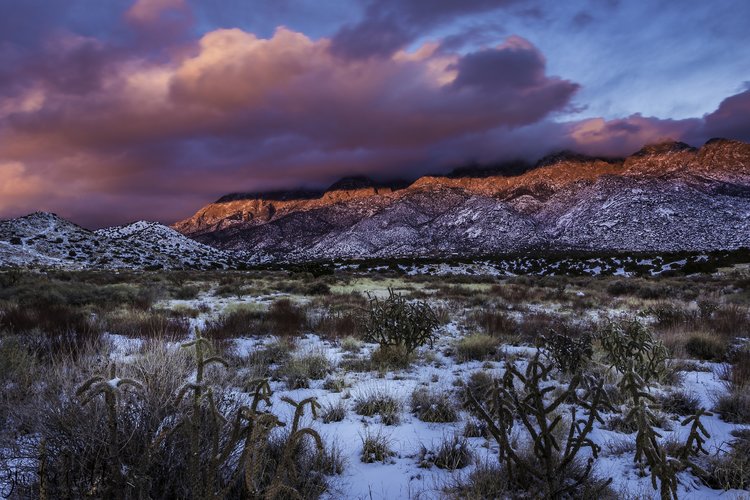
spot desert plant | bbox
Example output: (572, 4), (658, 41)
(320, 400), (347, 423)
(466, 353), (613, 498)
(174, 328), (230, 499)
(360, 288), (439, 355)
(360, 429), (394, 463)
(598, 318), (668, 384)
(419, 434), (473, 470)
(539, 330), (593, 374)
(353, 387), (402, 426)
(410, 388), (458, 423)
(619, 367), (712, 500)
(76, 364), (144, 500)
(455, 333), (500, 362)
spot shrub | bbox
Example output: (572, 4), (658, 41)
(659, 391), (701, 416)
(360, 288), (439, 355)
(105, 310), (190, 339)
(715, 391), (750, 423)
(320, 400), (347, 423)
(419, 435), (473, 470)
(369, 344), (412, 370)
(203, 307), (263, 340)
(539, 330), (593, 374)
(304, 281), (331, 296)
(685, 333), (727, 361)
(280, 350), (331, 389)
(465, 353), (613, 498)
(266, 299), (308, 336)
(705, 434), (750, 490)
(360, 429), (394, 464)
(410, 388), (458, 423)
(455, 334), (499, 362)
(353, 387), (402, 426)
(466, 310), (518, 337)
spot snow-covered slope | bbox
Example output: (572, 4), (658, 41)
(175, 139), (750, 263)
(0, 213), (236, 270)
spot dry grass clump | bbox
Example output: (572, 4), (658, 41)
(369, 344), (413, 370)
(658, 391), (702, 416)
(266, 298), (309, 336)
(466, 309), (518, 337)
(353, 387), (402, 425)
(419, 434), (473, 470)
(203, 299), (308, 340)
(320, 400), (347, 423)
(684, 333), (727, 361)
(360, 429), (394, 463)
(105, 309), (190, 339)
(716, 349), (750, 423)
(279, 349), (332, 389)
(455, 334), (500, 362)
(705, 431), (750, 491)
(410, 388), (458, 423)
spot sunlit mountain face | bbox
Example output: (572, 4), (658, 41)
(0, 0), (748, 227)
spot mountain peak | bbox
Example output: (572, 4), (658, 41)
(632, 141), (696, 157)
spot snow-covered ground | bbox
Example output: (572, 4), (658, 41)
(98, 293), (750, 499)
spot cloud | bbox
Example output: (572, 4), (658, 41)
(1, 6), (749, 229)
(703, 88), (750, 142)
(0, 161), (48, 214)
(330, 0), (515, 58)
(125, 0), (187, 25)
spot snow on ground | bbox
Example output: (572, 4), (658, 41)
(142, 293), (748, 499)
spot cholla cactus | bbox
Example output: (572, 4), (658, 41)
(361, 288), (439, 354)
(76, 363), (143, 500)
(175, 327), (229, 500)
(599, 319), (668, 383)
(620, 364), (712, 500)
(467, 353), (612, 498)
(267, 397), (323, 500)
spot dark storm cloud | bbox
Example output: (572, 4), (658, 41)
(0, 0), (749, 228)
(704, 88), (750, 142)
(330, 0), (515, 58)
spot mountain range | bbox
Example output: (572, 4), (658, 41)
(1, 138), (749, 269)
(173, 138), (750, 263)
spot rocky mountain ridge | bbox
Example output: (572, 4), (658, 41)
(173, 139), (750, 263)
(0, 212), (234, 269)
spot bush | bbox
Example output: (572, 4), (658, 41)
(105, 310), (190, 339)
(659, 391), (701, 416)
(320, 400), (347, 423)
(455, 334), (499, 362)
(279, 350), (331, 389)
(466, 310), (518, 337)
(360, 288), (439, 354)
(410, 388), (458, 423)
(419, 435), (473, 470)
(360, 429), (394, 464)
(203, 307), (264, 340)
(353, 387), (402, 426)
(369, 344), (412, 370)
(685, 333), (727, 360)
(705, 434), (750, 490)
(267, 299), (308, 336)
(715, 391), (750, 423)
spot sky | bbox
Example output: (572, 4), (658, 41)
(0, 0), (749, 227)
